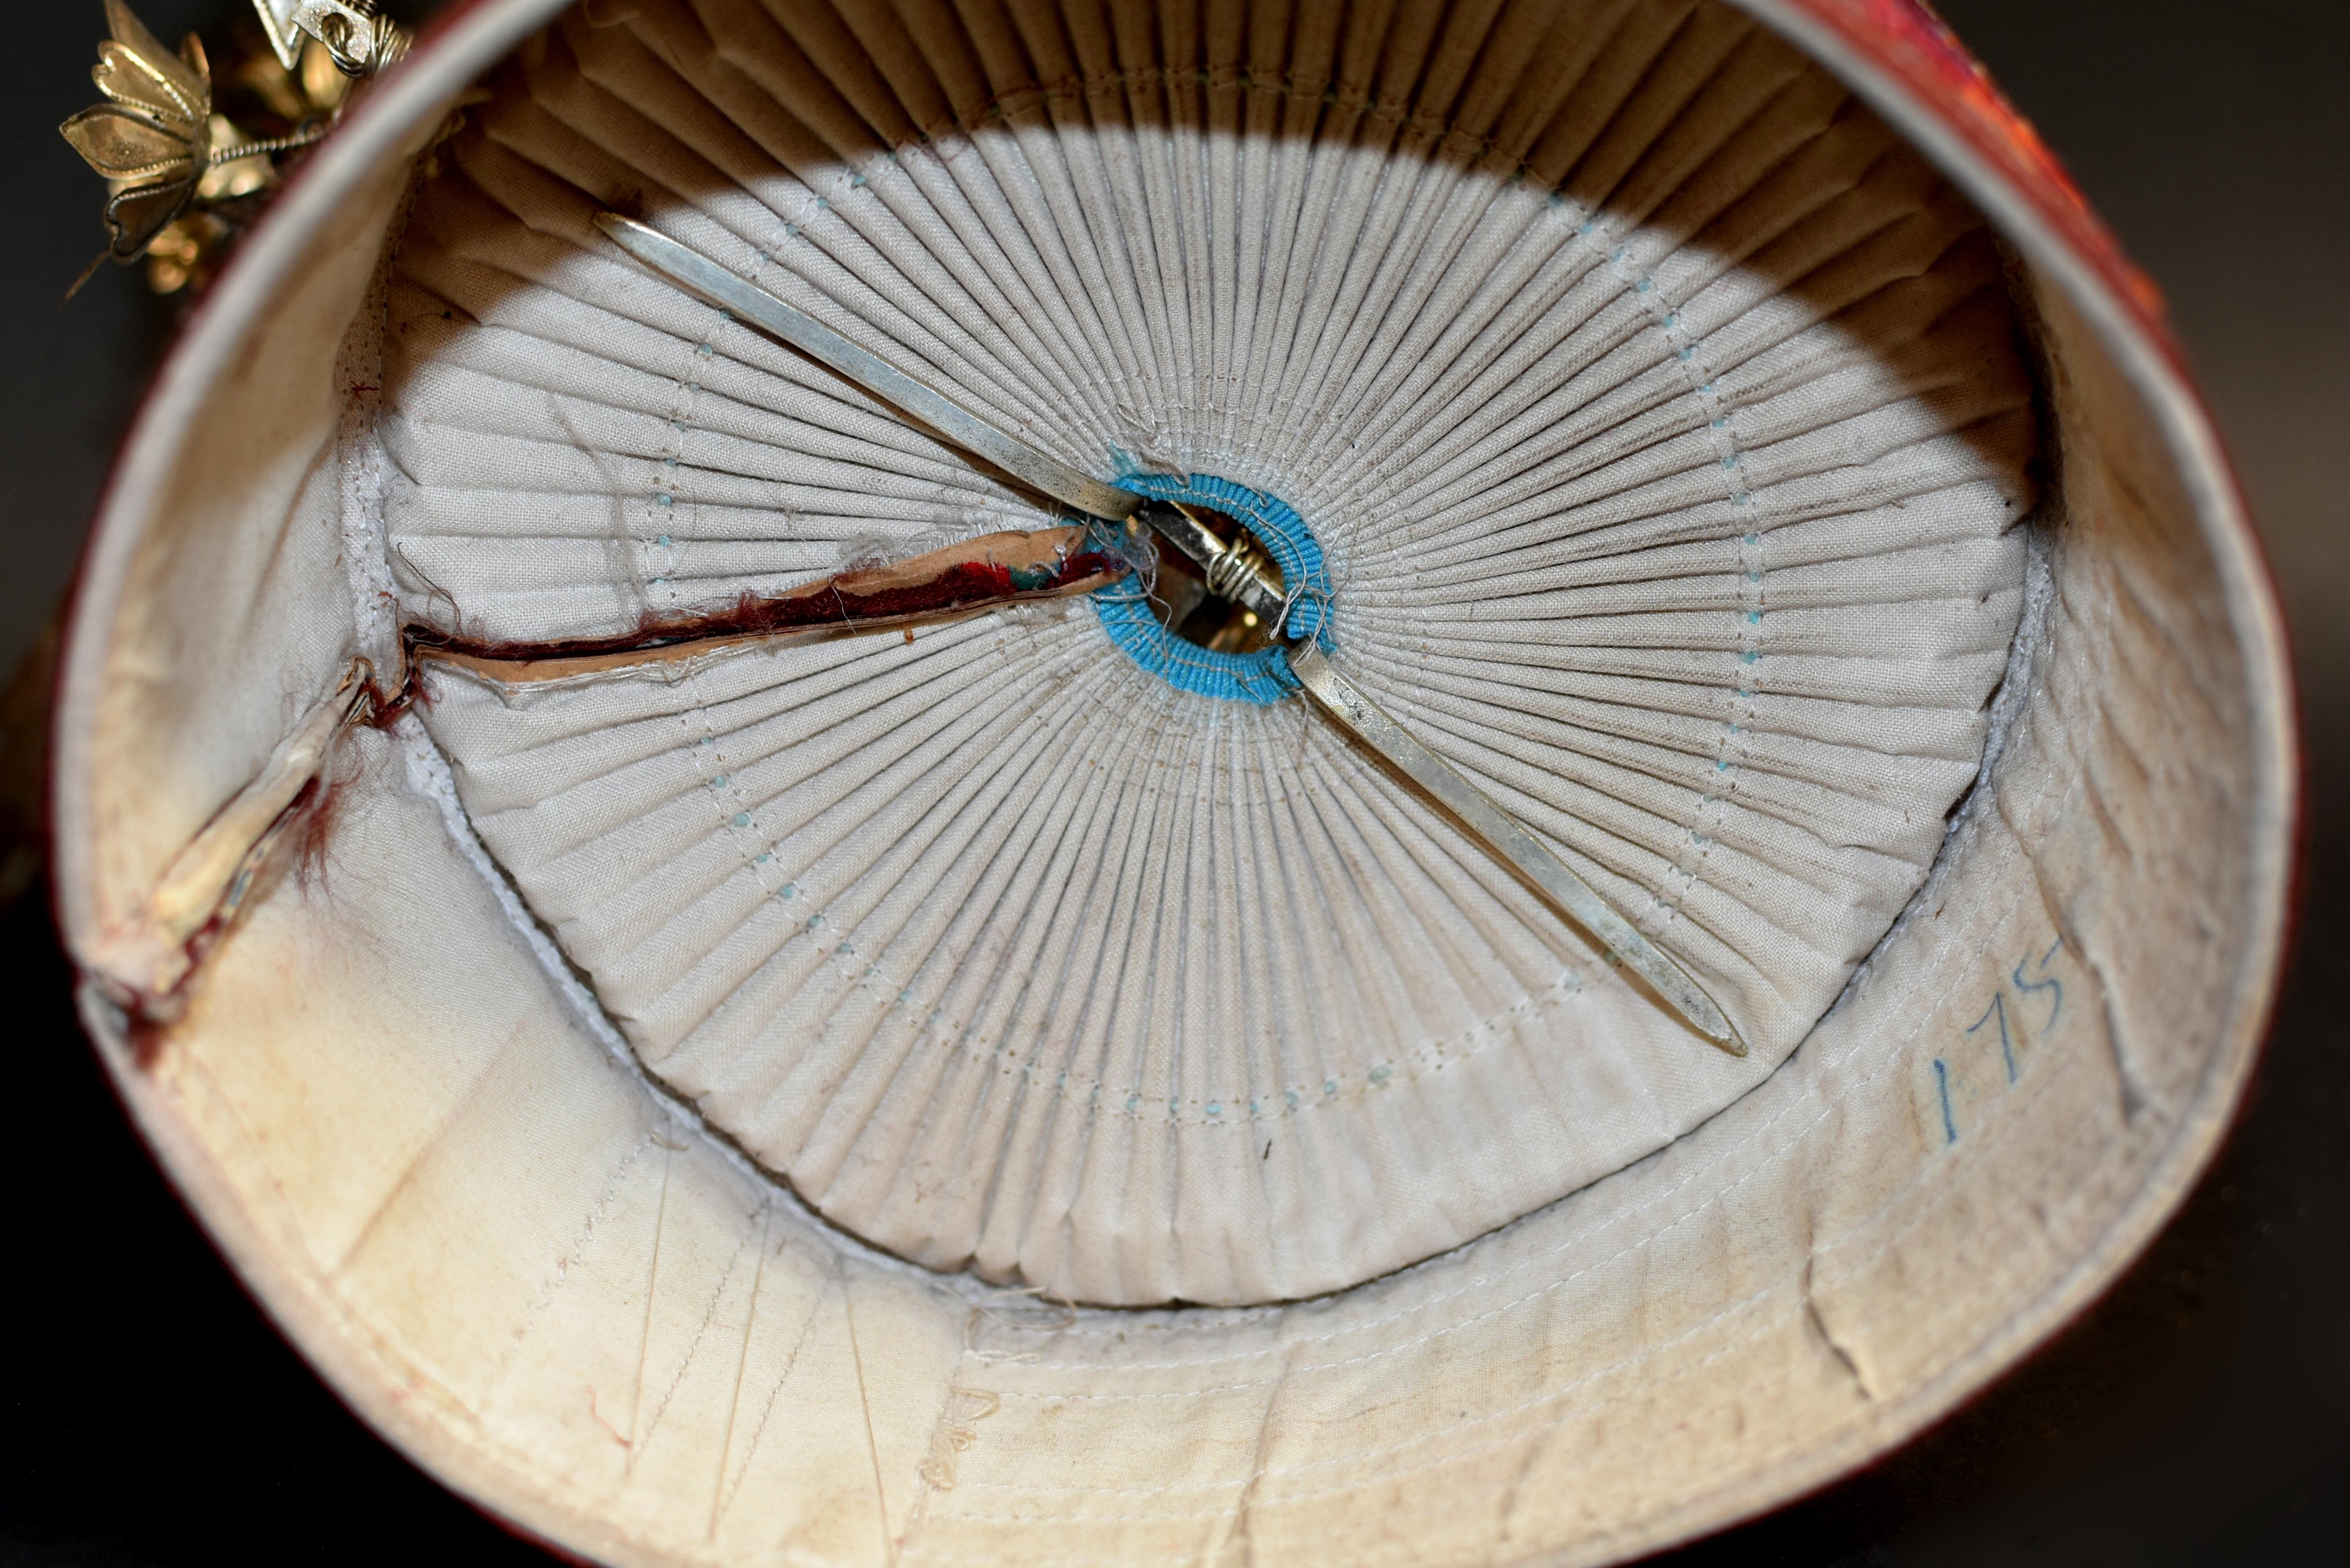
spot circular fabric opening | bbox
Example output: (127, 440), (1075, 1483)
(1094, 473), (1331, 705)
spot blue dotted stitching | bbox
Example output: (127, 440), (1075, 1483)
(1568, 214), (1767, 933)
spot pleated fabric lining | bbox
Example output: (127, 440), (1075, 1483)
(383, 0), (2036, 1306)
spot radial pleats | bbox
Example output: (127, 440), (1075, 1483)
(386, 0), (2035, 1305)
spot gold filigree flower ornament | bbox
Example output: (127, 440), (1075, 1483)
(59, 2), (408, 294)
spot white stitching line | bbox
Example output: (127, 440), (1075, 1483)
(947, 997), (2104, 1521)
(953, 1271), (1799, 1505)
(482, 1128), (661, 1394)
(632, 1207), (763, 1456)
(1572, 212), (1762, 939)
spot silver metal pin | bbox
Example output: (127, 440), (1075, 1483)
(1136, 500), (1289, 619)
(596, 214), (1142, 525)
(1287, 643), (1741, 1054)
(596, 212), (1742, 1053)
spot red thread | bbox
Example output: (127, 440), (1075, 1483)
(404, 550), (1120, 666)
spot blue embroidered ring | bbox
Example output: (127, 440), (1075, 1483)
(1091, 473), (1333, 706)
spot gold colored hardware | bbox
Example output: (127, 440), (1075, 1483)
(60, 3), (401, 293)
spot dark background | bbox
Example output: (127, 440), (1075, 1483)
(2, 2), (2341, 1563)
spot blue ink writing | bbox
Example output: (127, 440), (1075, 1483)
(2013, 938), (2064, 1031)
(1968, 991), (2017, 1083)
(1940, 936), (2068, 1143)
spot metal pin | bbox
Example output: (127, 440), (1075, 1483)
(596, 215), (1141, 525)
(596, 212), (1742, 1052)
(1287, 644), (1742, 1054)
(1136, 500), (1288, 619)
